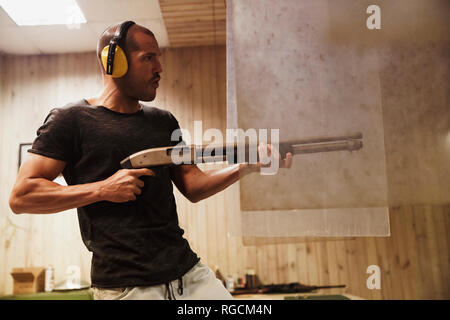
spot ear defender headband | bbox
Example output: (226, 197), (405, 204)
(101, 21), (136, 78)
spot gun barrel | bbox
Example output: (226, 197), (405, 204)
(291, 139), (363, 155)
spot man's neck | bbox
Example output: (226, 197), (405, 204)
(87, 86), (141, 114)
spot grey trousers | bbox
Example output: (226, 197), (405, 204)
(92, 262), (234, 300)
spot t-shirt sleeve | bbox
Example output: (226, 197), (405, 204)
(168, 112), (186, 147)
(28, 108), (76, 162)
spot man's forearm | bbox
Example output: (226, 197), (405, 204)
(186, 163), (258, 203)
(10, 178), (103, 214)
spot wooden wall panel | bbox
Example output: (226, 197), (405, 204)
(0, 48), (448, 299)
(0, 52), (102, 297)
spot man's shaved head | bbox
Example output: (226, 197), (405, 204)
(96, 23), (155, 73)
(95, 22), (162, 102)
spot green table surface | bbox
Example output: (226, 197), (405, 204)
(284, 294), (350, 300)
(0, 289), (93, 300)
(1, 290), (353, 300)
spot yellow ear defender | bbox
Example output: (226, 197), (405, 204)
(101, 21), (135, 78)
(101, 45), (128, 78)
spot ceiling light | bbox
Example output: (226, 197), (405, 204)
(0, 0), (86, 26)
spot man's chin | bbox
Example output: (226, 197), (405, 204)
(139, 93), (156, 102)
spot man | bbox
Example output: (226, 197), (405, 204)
(8, 22), (292, 300)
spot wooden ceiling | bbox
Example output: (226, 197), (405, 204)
(159, 0), (226, 48)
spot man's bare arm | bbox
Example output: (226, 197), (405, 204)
(170, 144), (293, 203)
(9, 153), (154, 214)
(170, 163), (256, 203)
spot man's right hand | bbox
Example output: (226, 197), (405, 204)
(99, 168), (155, 202)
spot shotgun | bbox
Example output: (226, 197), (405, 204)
(120, 132), (363, 169)
(231, 282), (347, 295)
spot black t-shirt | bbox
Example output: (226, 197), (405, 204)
(28, 99), (200, 288)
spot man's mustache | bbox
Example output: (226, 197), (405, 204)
(151, 73), (160, 82)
